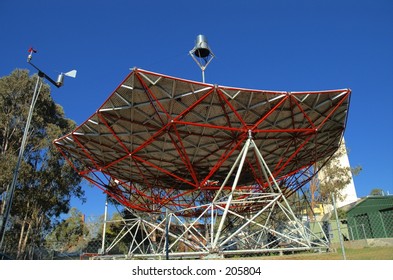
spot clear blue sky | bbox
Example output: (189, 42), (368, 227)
(1, 0), (392, 218)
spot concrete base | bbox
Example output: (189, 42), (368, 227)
(202, 253), (224, 259)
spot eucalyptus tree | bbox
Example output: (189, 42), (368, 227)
(0, 69), (84, 259)
(45, 208), (89, 255)
(316, 145), (362, 205)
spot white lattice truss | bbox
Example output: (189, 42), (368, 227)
(99, 136), (329, 259)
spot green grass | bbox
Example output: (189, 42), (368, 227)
(240, 247), (393, 260)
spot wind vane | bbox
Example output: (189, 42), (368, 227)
(27, 47), (77, 87)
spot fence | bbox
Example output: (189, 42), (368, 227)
(315, 217), (393, 245)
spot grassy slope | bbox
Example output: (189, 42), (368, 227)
(239, 247), (393, 260)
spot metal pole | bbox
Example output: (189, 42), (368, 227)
(361, 224), (366, 240)
(213, 138), (251, 248)
(379, 212), (388, 238)
(332, 194), (346, 260)
(0, 75), (42, 250)
(165, 208), (169, 260)
(253, 139), (310, 245)
(349, 226), (354, 240)
(210, 204), (214, 246)
(100, 198), (108, 254)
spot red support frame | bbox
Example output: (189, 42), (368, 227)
(54, 68), (351, 216)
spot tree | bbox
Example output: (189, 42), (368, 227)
(370, 188), (384, 196)
(306, 141), (361, 219)
(0, 69), (84, 259)
(45, 208), (89, 255)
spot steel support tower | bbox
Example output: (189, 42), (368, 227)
(55, 68), (351, 259)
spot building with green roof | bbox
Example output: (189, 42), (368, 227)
(346, 196), (393, 240)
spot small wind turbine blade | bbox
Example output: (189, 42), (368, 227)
(64, 70), (77, 78)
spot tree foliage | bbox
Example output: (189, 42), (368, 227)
(316, 142), (361, 205)
(45, 208), (89, 254)
(369, 188), (384, 196)
(0, 69), (84, 259)
(79, 204), (146, 255)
